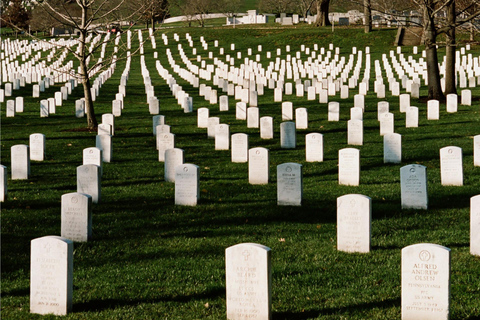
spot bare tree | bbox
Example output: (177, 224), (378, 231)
(4, 0), (146, 129)
(131, 0), (169, 31)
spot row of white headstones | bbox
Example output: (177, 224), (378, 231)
(1, 31), (473, 318)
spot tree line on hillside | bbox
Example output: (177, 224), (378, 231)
(1, 0), (480, 129)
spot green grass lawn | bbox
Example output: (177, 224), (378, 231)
(1, 25), (480, 319)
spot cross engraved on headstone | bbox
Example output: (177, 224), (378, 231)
(242, 250), (250, 261)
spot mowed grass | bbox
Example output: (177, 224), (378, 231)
(1, 26), (480, 319)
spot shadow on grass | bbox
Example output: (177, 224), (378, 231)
(274, 297), (400, 320)
(73, 286), (224, 313)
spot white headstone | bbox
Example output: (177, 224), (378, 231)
(461, 89), (471, 106)
(225, 243), (271, 320)
(401, 164), (428, 210)
(77, 164), (101, 203)
(406, 106), (419, 128)
(260, 116), (274, 139)
(249, 147), (269, 185)
(29, 133), (45, 161)
(215, 124), (230, 150)
(401, 243), (450, 320)
(247, 107), (259, 128)
(197, 108), (209, 128)
(220, 95), (229, 111)
(277, 163), (302, 206)
(231, 133), (248, 163)
(15, 96), (24, 112)
(207, 117), (220, 139)
(337, 194), (371, 253)
(338, 148), (360, 186)
(75, 99), (85, 118)
(427, 100), (440, 120)
(96, 134), (112, 163)
(380, 112), (394, 136)
(164, 148), (184, 183)
(383, 133), (402, 163)
(440, 146), (463, 186)
(306, 133), (323, 162)
(399, 94), (410, 113)
(328, 102), (340, 121)
(282, 102), (293, 121)
(471, 195), (480, 256)
(11, 144), (30, 180)
(295, 108), (308, 129)
(6, 100), (15, 117)
(347, 119), (363, 146)
(102, 114), (115, 136)
(30, 236), (73, 316)
(236, 102), (247, 120)
(446, 94), (457, 113)
(157, 133), (175, 162)
(61, 192), (92, 242)
(175, 163), (200, 206)
(474, 135), (480, 167)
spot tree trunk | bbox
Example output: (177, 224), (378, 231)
(79, 3), (97, 130)
(444, 0), (456, 95)
(424, 12), (445, 101)
(364, 0), (371, 33)
(151, 17), (155, 31)
(315, 0), (331, 26)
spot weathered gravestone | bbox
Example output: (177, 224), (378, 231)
(337, 194), (371, 253)
(215, 124), (230, 150)
(175, 164), (200, 206)
(96, 134), (112, 163)
(338, 148), (360, 186)
(30, 236), (73, 316)
(471, 195), (480, 256)
(231, 133), (248, 163)
(61, 192), (92, 242)
(440, 146), (463, 186)
(401, 164), (428, 210)
(384, 133), (402, 164)
(225, 243), (271, 320)
(401, 243), (450, 320)
(277, 163), (302, 206)
(0, 165), (7, 202)
(164, 148), (184, 183)
(249, 147), (269, 185)
(11, 144), (30, 180)
(280, 122), (296, 149)
(77, 164), (101, 203)
(306, 133), (323, 162)
(29, 133), (45, 161)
